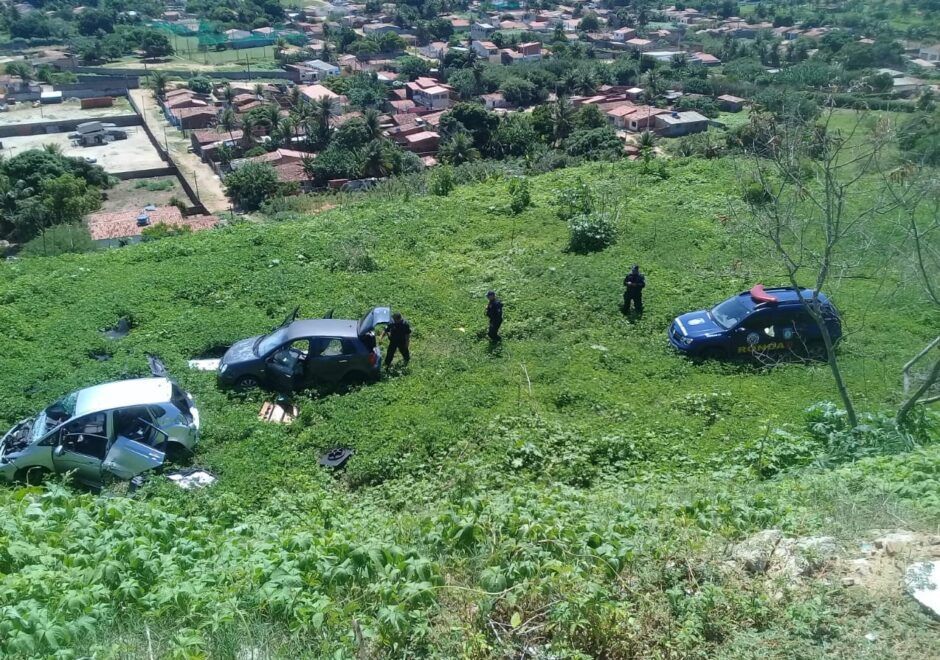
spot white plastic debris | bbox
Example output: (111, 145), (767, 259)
(905, 561), (940, 619)
(188, 359), (221, 371)
(167, 470), (217, 490)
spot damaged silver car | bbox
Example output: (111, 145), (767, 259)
(0, 360), (200, 487)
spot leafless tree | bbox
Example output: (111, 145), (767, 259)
(735, 106), (901, 428)
(881, 165), (940, 427)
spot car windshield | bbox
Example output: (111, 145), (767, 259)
(255, 328), (288, 357)
(711, 297), (751, 329)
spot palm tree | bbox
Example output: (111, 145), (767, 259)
(150, 71), (169, 99)
(307, 97), (333, 149)
(241, 115), (257, 150)
(222, 83), (235, 106)
(362, 109), (382, 142)
(220, 108), (238, 143)
(217, 143), (234, 171)
(253, 83), (265, 99)
(549, 96), (574, 147)
(264, 104), (282, 136)
(41, 143), (63, 155)
(638, 130), (657, 164)
(274, 37), (289, 60)
(360, 140), (392, 178)
(439, 132), (480, 166)
(278, 116), (296, 148)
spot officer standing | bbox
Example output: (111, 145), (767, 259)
(623, 265), (646, 313)
(485, 290), (503, 341)
(382, 312), (411, 370)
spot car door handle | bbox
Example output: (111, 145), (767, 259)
(337, 359), (350, 364)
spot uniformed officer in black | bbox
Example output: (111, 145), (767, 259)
(485, 290), (503, 341)
(623, 264), (646, 313)
(382, 312), (411, 370)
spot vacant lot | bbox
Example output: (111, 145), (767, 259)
(0, 127), (165, 174)
(0, 98), (133, 126)
(99, 176), (190, 212)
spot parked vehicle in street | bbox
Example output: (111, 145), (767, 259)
(0, 358), (200, 487)
(217, 307), (391, 391)
(668, 285), (843, 360)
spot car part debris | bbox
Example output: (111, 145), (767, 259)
(103, 317), (131, 340)
(319, 447), (353, 468)
(259, 398), (298, 424)
(166, 468), (217, 490)
(189, 359), (221, 372)
(906, 561), (940, 619)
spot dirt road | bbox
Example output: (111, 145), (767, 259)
(129, 88), (231, 214)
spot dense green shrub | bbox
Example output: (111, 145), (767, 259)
(567, 211), (617, 253)
(20, 224), (97, 257)
(428, 165), (456, 196)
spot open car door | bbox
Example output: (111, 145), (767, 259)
(357, 307), (392, 337)
(102, 427), (166, 481)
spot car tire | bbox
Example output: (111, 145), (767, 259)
(165, 442), (192, 464)
(697, 347), (727, 361)
(15, 466), (50, 486)
(235, 375), (260, 391)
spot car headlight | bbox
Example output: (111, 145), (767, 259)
(219, 363), (228, 374)
(678, 335), (693, 346)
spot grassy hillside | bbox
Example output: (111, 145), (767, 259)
(0, 158), (937, 658)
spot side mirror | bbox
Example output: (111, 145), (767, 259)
(53, 444), (65, 458)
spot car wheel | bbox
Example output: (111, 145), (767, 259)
(165, 442), (192, 464)
(235, 375), (260, 391)
(15, 466), (50, 486)
(697, 347), (727, 361)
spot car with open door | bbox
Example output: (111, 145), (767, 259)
(668, 285), (842, 360)
(0, 357), (200, 487)
(217, 307), (390, 392)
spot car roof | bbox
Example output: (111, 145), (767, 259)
(74, 378), (172, 417)
(286, 318), (359, 340)
(737, 287), (830, 308)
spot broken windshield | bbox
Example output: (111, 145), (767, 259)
(255, 328), (288, 357)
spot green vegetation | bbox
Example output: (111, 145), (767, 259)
(0, 149), (112, 243)
(0, 155), (937, 657)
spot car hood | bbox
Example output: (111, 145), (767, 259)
(674, 310), (724, 338)
(221, 336), (261, 366)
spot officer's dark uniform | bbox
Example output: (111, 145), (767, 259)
(486, 296), (503, 341)
(384, 317), (411, 369)
(623, 267), (646, 313)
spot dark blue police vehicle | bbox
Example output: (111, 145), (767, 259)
(668, 285), (842, 359)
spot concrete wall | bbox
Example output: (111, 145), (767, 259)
(0, 114), (141, 138)
(74, 66), (293, 81)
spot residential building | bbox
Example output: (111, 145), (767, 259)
(363, 23), (400, 35)
(224, 29), (252, 41)
(298, 83), (346, 114)
(517, 41), (542, 62)
(471, 22), (495, 40)
(692, 52), (721, 67)
(623, 106), (667, 132)
(918, 44), (940, 62)
(605, 104), (638, 129)
(413, 85), (452, 110)
(472, 40), (501, 62)
(290, 59), (340, 82)
(654, 110), (709, 137)
(716, 95), (745, 112)
(624, 38), (653, 52)
(611, 27), (637, 42)
(481, 92), (508, 110)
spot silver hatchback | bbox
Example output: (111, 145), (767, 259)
(0, 374), (200, 488)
